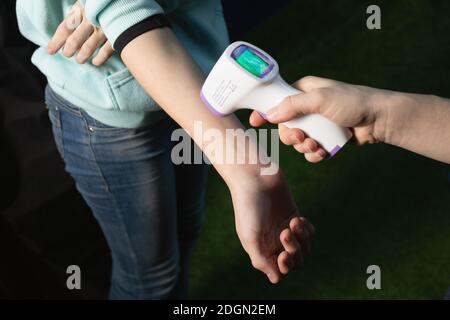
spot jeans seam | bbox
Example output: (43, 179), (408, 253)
(56, 128), (65, 159)
(82, 115), (145, 298)
(48, 108), (65, 158)
(48, 107), (61, 128)
(80, 109), (134, 133)
(105, 78), (120, 111)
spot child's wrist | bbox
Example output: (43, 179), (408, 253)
(226, 167), (284, 195)
(222, 164), (264, 191)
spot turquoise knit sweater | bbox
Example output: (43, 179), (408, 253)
(16, 0), (229, 128)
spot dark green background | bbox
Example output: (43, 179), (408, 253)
(190, 0), (450, 299)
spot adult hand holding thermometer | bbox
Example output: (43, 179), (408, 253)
(201, 42), (353, 157)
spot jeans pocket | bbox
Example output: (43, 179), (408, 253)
(105, 68), (161, 113)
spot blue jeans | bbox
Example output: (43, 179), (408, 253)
(45, 85), (208, 299)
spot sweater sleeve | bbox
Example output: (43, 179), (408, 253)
(81, 0), (165, 49)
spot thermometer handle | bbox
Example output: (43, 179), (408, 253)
(269, 77), (353, 156)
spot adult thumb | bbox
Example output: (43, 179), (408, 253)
(266, 92), (319, 124)
(266, 76), (333, 124)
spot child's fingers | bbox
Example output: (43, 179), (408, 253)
(92, 42), (114, 66)
(76, 31), (107, 64)
(48, 21), (76, 54)
(290, 217), (313, 256)
(280, 228), (302, 264)
(277, 251), (296, 275)
(48, 3), (84, 54)
(297, 226), (311, 255)
(300, 217), (316, 238)
(251, 254), (281, 284)
(289, 217), (303, 245)
(62, 21), (94, 58)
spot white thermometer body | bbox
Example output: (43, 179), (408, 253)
(201, 41), (352, 156)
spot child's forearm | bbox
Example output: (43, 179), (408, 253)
(375, 91), (450, 163)
(121, 28), (265, 187)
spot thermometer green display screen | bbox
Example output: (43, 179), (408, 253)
(233, 47), (270, 78)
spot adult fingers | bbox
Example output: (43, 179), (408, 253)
(266, 90), (327, 124)
(293, 138), (319, 154)
(249, 111), (268, 127)
(279, 125), (306, 146)
(294, 76), (335, 92)
(304, 150), (327, 163)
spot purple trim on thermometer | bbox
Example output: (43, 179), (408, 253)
(231, 45), (276, 78)
(328, 145), (342, 158)
(258, 112), (268, 120)
(231, 45), (247, 60)
(200, 91), (226, 117)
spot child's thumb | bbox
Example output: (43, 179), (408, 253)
(250, 253), (281, 284)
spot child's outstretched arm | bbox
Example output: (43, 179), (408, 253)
(121, 27), (314, 284)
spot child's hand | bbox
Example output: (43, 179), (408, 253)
(229, 172), (314, 284)
(47, 1), (114, 66)
(250, 76), (382, 163)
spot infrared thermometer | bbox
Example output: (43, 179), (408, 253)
(201, 41), (353, 157)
